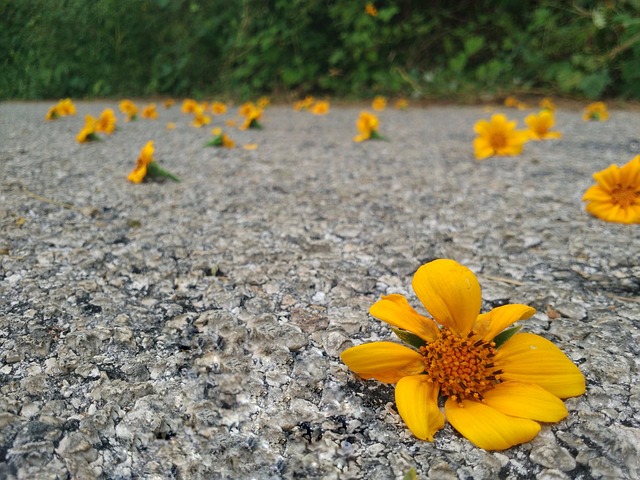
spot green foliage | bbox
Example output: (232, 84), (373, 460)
(1, 0), (639, 100)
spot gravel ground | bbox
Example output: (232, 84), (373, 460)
(1, 100), (639, 480)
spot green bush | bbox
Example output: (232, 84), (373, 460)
(1, 0), (639, 100)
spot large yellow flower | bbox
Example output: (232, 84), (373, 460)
(525, 111), (562, 140)
(473, 114), (529, 160)
(353, 111), (380, 142)
(341, 259), (585, 450)
(127, 141), (154, 184)
(582, 155), (640, 224)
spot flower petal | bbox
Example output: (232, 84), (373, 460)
(412, 259), (481, 336)
(395, 375), (444, 441)
(474, 304), (536, 341)
(340, 342), (425, 384)
(482, 381), (568, 422)
(369, 294), (439, 342)
(495, 333), (585, 398)
(444, 398), (541, 450)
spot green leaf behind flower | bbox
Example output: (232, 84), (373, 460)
(493, 325), (522, 348)
(146, 161), (181, 182)
(204, 135), (223, 147)
(392, 327), (427, 349)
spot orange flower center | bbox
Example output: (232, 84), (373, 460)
(420, 328), (501, 403)
(610, 185), (637, 208)
(490, 132), (507, 149)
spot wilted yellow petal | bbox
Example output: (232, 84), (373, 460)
(445, 398), (541, 450)
(340, 341), (425, 384)
(474, 304), (535, 341)
(495, 333), (585, 398)
(395, 375), (444, 441)
(412, 259), (481, 336)
(369, 294), (439, 342)
(482, 381), (568, 422)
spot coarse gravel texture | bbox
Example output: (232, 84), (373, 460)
(0, 100), (639, 480)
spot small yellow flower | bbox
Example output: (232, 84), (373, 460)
(166, 122), (176, 130)
(582, 155), (640, 224)
(211, 101), (227, 115)
(341, 259), (585, 450)
(473, 114), (529, 160)
(372, 96), (387, 111)
(206, 127), (235, 148)
(181, 99), (199, 115)
(243, 143), (258, 150)
(583, 101), (608, 121)
(310, 100), (330, 115)
(96, 109), (117, 134)
(76, 115), (98, 143)
(127, 141), (154, 184)
(294, 96), (315, 111)
(353, 111), (380, 142)
(141, 104), (158, 119)
(365, 2), (378, 16)
(58, 98), (76, 116)
(504, 96), (529, 110)
(119, 99), (139, 121)
(395, 98), (409, 110)
(539, 98), (556, 112)
(45, 105), (60, 121)
(163, 99), (175, 109)
(524, 111), (562, 140)
(239, 102), (263, 130)
(257, 96), (270, 108)
(191, 106), (211, 128)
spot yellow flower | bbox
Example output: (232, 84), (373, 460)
(191, 106), (211, 128)
(583, 101), (608, 121)
(294, 96), (315, 111)
(395, 98), (409, 110)
(372, 96), (387, 111)
(257, 96), (270, 108)
(163, 99), (175, 109)
(181, 99), (199, 115)
(239, 102), (263, 130)
(211, 101), (227, 115)
(127, 141), (154, 184)
(45, 98), (76, 120)
(504, 96), (529, 110)
(119, 99), (138, 121)
(582, 155), (640, 224)
(473, 114), (529, 160)
(95, 109), (117, 134)
(365, 2), (378, 16)
(141, 104), (158, 119)
(353, 111), (380, 142)
(243, 143), (258, 150)
(310, 100), (330, 115)
(76, 115), (98, 143)
(206, 127), (235, 148)
(524, 111), (562, 140)
(45, 105), (60, 121)
(341, 259), (585, 450)
(166, 122), (176, 130)
(539, 98), (556, 112)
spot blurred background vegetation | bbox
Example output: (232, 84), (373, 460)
(1, 0), (639, 101)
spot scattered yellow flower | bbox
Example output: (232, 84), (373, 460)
(181, 99), (199, 115)
(353, 111), (383, 142)
(473, 114), (529, 160)
(119, 99), (139, 121)
(211, 101), (228, 115)
(239, 102), (263, 130)
(582, 155), (640, 224)
(365, 2), (378, 16)
(141, 103), (158, 119)
(539, 98), (556, 112)
(166, 122), (176, 130)
(310, 100), (330, 115)
(96, 109), (117, 134)
(294, 96), (315, 111)
(372, 96), (387, 111)
(76, 115), (99, 143)
(583, 101), (608, 121)
(524, 111), (562, 140)
(163, 99), (175, 109)
(257, 96), (270, 108)
(341, 259), (585, 450)
(243, 143), (258, 150)
(504, 96), (529, 110)
(127, 141), (180, 184)
(45, 98), (76, 120)
(205, 127), (235, 148)
(395, 98), (409, 110)
(191, 106), (211, 128)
